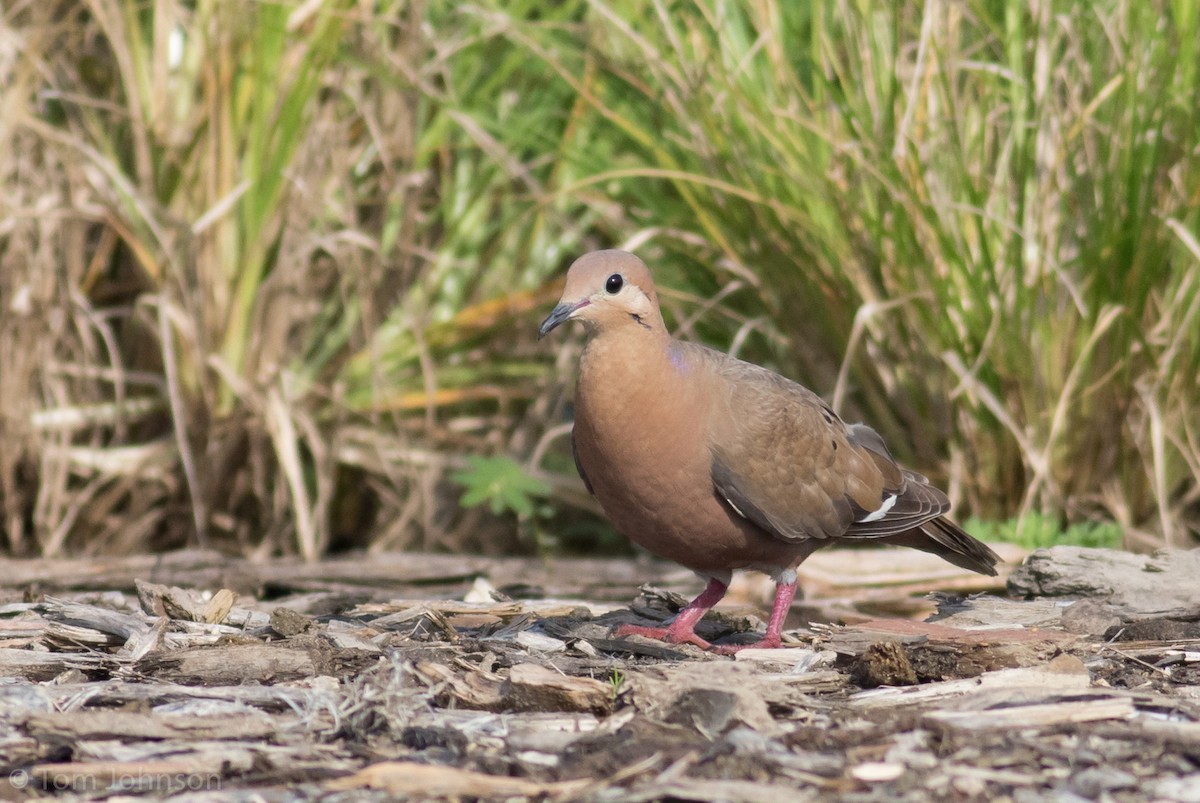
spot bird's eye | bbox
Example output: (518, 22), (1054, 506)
(605, 274), (624, 294)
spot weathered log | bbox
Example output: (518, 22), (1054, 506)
(1008, 546), (1200, 617)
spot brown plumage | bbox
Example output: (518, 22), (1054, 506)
(539, 250), (1000, 652)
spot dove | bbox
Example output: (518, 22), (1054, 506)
(539, 250), (999, 652)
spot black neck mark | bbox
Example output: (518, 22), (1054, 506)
(629, 313), (652, 331)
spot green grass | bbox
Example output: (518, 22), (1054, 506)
(478, 0), (1200, 547)
(965, 515), (1124, 551)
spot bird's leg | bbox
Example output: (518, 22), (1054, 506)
(613, 577), (728, 649)
(712, 573), (798, 654)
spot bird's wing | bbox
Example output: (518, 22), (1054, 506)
(699, 345), (949, 543)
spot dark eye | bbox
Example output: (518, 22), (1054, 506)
(605, 274), (624, 294)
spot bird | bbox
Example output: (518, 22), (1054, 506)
(538, 250), (1000, 653)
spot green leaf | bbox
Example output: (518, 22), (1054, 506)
(452, 455), (551, 519)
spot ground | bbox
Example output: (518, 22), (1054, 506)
(0, 546), (1198, 801)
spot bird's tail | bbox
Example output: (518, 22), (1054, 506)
(879, 516), (1001, 576)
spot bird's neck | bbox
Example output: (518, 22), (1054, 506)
(575, 330), (709, 439)
(578, 326), (674, 387)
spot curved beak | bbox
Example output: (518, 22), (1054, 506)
(538, 299), (589, 339)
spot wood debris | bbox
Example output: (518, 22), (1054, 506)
(0, 546), (1195, 800)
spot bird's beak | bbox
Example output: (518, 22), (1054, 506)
(538, 299), (589, 339)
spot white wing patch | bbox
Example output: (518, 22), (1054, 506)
(725, 496), (747, 519)
(858, 493), (898, 523)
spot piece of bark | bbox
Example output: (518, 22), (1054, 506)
(513, 630), (568, 653)
(732, 648), (836, 670)
(40, 597), (151, 645)
(1060, 598), (1122, 635)
(851, 653), (1091, 709)
(924, 696), (1135, 732)
(135, 639), (338, 685)
(1125, 718), (1200, 748)
(26, 680), (335, 712)
(136, 580), (205, 621)
(0, 647), (110, 682)
(0, 551), (243, 594)
(852, 641), (918, 688)
(270, 607), (315, 637)
(586, 635), (704, 661)
(502, 663), (612, 716)
(753, 671), (848, 695)
(1105, 618), (1200, 642)
(415, 661), (505, 710)
(503, 712), (603, 756)
(822, 617), (1075, 684)
(1008, 547), (1200, 616)
(22, 710), (281, 743)
(927, 594), (1067, 630)
(0, 549), (675, 604)
(628, 663), (783, 737)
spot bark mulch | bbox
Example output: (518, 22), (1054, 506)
(0, 545), (1198, 802)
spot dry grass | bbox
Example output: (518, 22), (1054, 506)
(0, 0), (1196, 557)
(0, 1), (586, 557)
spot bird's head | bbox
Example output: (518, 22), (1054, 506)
(538, 250), (663, 338)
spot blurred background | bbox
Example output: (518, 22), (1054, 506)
(0, 0), (1196, 561)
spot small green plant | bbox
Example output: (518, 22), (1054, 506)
(965, 515), (1123, 551)
(451, 456), (552, 518)
(608, 668), (625, 702)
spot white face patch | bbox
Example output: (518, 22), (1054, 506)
(859, 493), (898, 523)
(609, 283), (653, 317)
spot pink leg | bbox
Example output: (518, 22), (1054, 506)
(614, 577), (729, 649)
(712, 576), (797, 654)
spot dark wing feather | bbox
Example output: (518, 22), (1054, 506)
(711, 455), (851, 540)
(571, 430), (594, 495)
(879, 517), (1001, 576)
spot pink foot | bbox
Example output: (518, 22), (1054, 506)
(613, 622), (713, 650)
(613, 577), (728, 651)
(710, 575), (797, 655)
(613, 575), (799, 655)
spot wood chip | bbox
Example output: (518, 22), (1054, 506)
(270, 607), (315, 637)
(514, 630), (568, 653)
(503, 663), (613, 715)
(22, 710), (281, 742)
(0, 647), (110, 681)
(0, 549), (1197, 799)
(733, 648), (832, 669)
(136, 639), (341, 685)
(851, 654), (1091, 708)
(852, 761), (906, 782)
(924, 697), (1136, 732)
(416, 661), (505, 710)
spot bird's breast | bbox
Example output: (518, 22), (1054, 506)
(570, 342), (797, 572)
(574, 345), (710, 511)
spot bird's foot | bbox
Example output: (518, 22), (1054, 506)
(710, 576), (796, 654)
(613, 622), (713, 650)
(710, 633), (782, 655)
